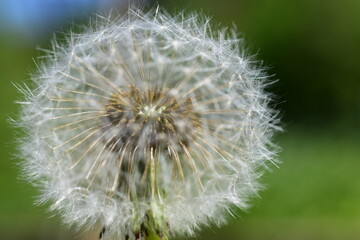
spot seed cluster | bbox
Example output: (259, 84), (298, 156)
(104, 86), (199, 153)
(101, 86), (202, 200)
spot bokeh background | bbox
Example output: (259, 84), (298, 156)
(1, 0), (359, 239)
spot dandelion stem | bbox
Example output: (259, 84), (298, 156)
(145, 229), (168, 240)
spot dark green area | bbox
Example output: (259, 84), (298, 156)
(1, 0), (359, 239)
(160, 0), (360, 126)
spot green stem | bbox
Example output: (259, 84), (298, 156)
(145, 229), (168, 240)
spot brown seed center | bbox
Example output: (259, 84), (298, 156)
(103, 86), (200, 152)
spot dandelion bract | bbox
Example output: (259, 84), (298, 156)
(18, 8), (280, 240)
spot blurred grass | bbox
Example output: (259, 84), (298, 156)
(0, 40), (37, 218)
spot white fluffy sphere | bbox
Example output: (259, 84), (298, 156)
(18, 8), (280, 240)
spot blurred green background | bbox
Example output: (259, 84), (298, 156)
(1, 0), (360, 239)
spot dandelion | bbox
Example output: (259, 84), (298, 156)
(17, 8), (280, 240)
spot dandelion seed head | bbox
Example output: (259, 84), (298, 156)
(18, 8), (280, 239)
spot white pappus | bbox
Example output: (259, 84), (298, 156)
(17, 8), (280, 240)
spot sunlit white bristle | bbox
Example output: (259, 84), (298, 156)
(18, 8), (280, 240)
